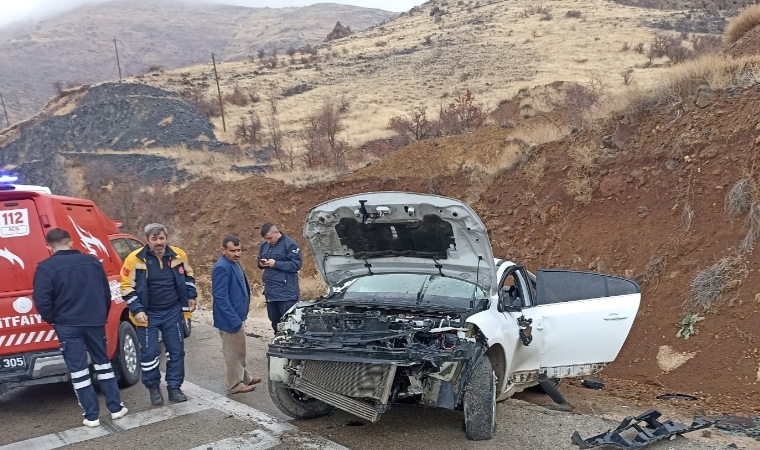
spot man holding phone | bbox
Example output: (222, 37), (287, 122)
(257, 223), (302, 333)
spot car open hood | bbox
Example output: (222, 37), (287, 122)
(304, 192), (498, 295)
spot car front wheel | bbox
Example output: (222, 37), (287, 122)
(114, 321), (140, 387)
(268, 380), (334, 420)
(463, 356), (497, 441)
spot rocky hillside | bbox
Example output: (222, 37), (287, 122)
(0, 0), (393, 121)
(0, 82), (229, 195)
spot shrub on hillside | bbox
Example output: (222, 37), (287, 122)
(565, 10), (582, 18)
(723, 4), (760, 45)
(182, 88), (221, 118)
(223, 86), (249, 107)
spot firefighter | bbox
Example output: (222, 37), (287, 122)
(121, 223), (197, 406)
(32, 228), (128, 427)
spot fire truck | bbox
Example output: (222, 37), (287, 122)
(0, 175), (145, 394)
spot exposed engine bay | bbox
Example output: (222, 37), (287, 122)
(268, 302), (487, 422)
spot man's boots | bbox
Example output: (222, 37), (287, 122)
(167, 387), (187, 403)
(148, 385), (164, 406)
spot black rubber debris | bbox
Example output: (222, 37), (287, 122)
(581, 377), (605, 390)
(656, 393), (698, 401)
(571, 409), (713, 449)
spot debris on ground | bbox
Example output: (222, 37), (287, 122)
(581, 377), (605, 390)
(571, 409), (712, 449)
(655, 393), (698, 401)
(711, 415), (760, 441)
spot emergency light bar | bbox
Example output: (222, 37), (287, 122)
(0, 174), (19, 184)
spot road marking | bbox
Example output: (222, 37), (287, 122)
(186, 430), (277, 450)
(2, 379), (348, 450)
(0, 401), (210, 450)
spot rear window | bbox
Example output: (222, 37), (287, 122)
(536, 269), (640, 305)
(0, 199), (49, 293)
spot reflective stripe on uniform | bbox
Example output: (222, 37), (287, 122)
(73, 378), (92, 390)
(71, 368), (90, 378)
(94, 363), (112, 371)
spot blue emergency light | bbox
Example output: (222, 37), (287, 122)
(0, 174), (19, 184)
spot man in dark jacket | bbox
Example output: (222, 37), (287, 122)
(212, 235), (261, 394)
(257, 223), (302, 332)
(32, 228), (128, 427)
(120, 223), (196, 406)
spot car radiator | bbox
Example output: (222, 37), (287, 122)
(293, 361), (397, 422)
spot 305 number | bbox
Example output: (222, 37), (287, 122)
(1, 356), (24, 369)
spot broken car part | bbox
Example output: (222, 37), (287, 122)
(571, 409), (713, 449)
(655, 393), (698, 401)
(581, 377), (605, 390)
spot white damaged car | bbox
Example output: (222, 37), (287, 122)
(267, 192), (640, 440)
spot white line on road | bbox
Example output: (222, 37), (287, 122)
(186, 430), (277, 450)
(181, 379), (349, 450)
(0, 400), (210, 450)
(2, 379), (348, 450)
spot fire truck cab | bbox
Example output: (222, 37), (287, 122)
(0, 179), (141, 395)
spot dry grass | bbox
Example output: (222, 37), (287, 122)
(642, 256), (666, 290)
(265, 165), (351, 187)
(564, 169), (594, 205)
(92, 145), (254, 184)
(724, 4), (760, 45)
(300, 272), (329, 299)
(741, 203), (760, 251)
(563, 145), (599, 205)
(688, 252), (748, 311)
(648, 54), (760, 105)
(524, 154), (547, 191)
(138, 0), (682, 158)
(725, 177), (757, 220)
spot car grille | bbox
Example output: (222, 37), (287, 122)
(299, 360), (397, 404)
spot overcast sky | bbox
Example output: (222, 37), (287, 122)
(0, 0), (424, 28)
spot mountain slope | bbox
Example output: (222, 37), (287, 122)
(0, 0), (393, 122)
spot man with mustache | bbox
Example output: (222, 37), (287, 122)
(211, 235), (261, 395)
(121, 223), (197, 406)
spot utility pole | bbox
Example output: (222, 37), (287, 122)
(113, 36), (122, 82)
(0, 93), (9, 128)
(212, 52), (226, 132)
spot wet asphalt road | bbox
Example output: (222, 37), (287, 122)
(0, 323), (736, 449)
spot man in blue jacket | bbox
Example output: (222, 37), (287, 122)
(32, 228), (128, 427)
(212, 235), (261, 395)
(257, 223), (302, 332)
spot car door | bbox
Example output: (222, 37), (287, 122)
(536, 269), (640, 378)
(498, 265), (542, 385)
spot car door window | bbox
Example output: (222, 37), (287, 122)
(536, 269), (640, 305)
(110, 238), (132, 262)
(499, 268), (532, 308)
(126, 238), (144, 251)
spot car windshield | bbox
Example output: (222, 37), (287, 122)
(338, 274), (487, 309)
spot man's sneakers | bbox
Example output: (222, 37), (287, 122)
(167, 387), (187, 403)
(148, 385), (165, 406)
(111, 406), (129, 420)
(82, 418), (100, 428)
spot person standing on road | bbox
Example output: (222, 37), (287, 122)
(212, 235), (262, 395)
(32, 228), (128, 427)
(120, 223), (197, 406)
(257, 223), (302, 333)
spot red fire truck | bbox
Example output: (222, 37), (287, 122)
(0, 177), (143, 395)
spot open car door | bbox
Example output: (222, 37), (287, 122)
(536, 269), (640, 378)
